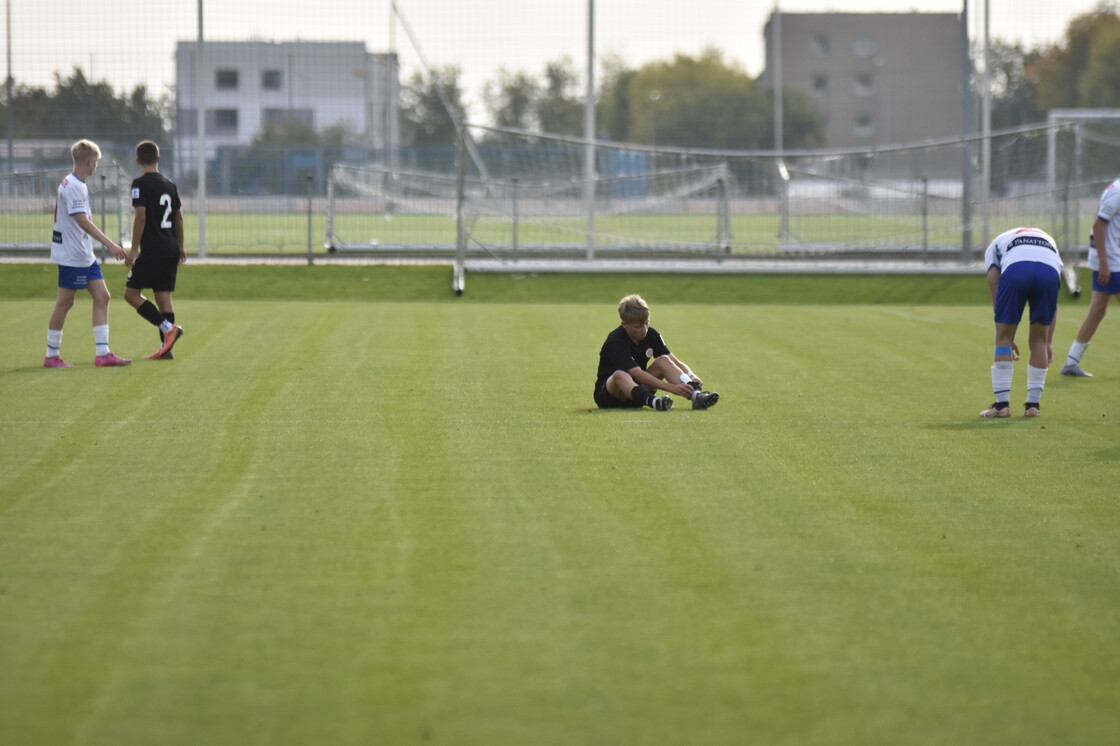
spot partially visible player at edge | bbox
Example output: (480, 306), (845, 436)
(1061, 176), (1120, 377)
(980, 227), (1063, 419)
(594, 294), (719, 411)
(124, 140), (184, 360)
(44, 139), (131, 368)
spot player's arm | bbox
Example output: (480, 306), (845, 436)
(173, 209), (186, 264)
(1094, 216), (1110, 283)
(128, 206), (145, 267)
(75, 212), (126, 260)
(986, 266), (1001, 305)
(1047, 310), (1057, 365)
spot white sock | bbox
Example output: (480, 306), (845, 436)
(46, 329), (63, 358)
(1026, 364), (1047, 404)
(1065, 340), (1088, 367)
(991, 361), (1013, 403)
(159, 320), (174, 334)
(93, 325), (110, 356)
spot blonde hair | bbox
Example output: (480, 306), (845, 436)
(617, 294), (650, 323)
(71, 139), (101, 165)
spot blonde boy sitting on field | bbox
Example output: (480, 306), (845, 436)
(593, 294), (719, 411)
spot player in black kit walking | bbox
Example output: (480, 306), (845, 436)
(124, 140), (184, 359)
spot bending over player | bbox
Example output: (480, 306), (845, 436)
(593, 294), (719, 411)
(980, 227), (1062, 419)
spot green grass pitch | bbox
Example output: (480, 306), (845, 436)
(1, 264), (1118, 744)
(0, 210), (991, 255)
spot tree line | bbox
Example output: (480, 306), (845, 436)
(3, 6), (1120, 151)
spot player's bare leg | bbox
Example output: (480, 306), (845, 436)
(1063, 291), (1116, 376)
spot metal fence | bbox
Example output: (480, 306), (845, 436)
(2, 122), (1117, 278)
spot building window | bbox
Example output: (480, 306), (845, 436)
(812, 75), (828, 95)
(213, 108), (239, 132)
(811, 35), (830, 57)
(262, 70), (282, 90)
(854, 114), (873, 137)
(215, 69), (239, 90)
(854, 73), (874, 97)
(853, 39), (875, 58)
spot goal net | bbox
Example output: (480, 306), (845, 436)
(326, 126), (733, 261)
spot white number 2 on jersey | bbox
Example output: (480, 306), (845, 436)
(159, 193), (173, 229)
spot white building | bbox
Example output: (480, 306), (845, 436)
(175, 40), (398, 177)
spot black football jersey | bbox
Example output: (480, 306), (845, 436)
(131, 172), (182, 255)
(594, 325), (671, 391)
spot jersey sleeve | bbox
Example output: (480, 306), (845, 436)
(1099, 183), (1120, 222)
(131, 178), (143, 207)
(649, 329), (671, 357)
(66, 181), (89, 216)
(983, 237), (1001, 270)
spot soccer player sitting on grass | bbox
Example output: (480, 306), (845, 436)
(980, 226), (1063, 419)
(594, 294), (719, 412)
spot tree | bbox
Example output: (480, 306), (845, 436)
(0, 67), (168, 144)
(483, 57), (584, 138)
(984, 40), (1043, 129)
(623, 48), (821, 150)
(1032, 5), (1120, 110)
(400, 65), (467, 147)
(1078, 20), (1120, 106)
(484, 68), (538, 132)
(535, 57), (582, 136)
(597, 53), (635, 141)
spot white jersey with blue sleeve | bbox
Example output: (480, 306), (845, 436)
(1091, 178), (1120, 271)
(983, 227), (1063, 274)
(50, 172), (96, 267)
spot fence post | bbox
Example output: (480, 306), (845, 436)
(512, 178), (519, 263)
(717, 165), (731, 254)
(1074, 124), (1083, 270)
(99, 173), (107, 263)
(324, 168), (335, 252)
(921, 177), (929, 264)
(453, 129), (466, 295)
(777, 160), (790, 249)
(306, 174), (314, 266)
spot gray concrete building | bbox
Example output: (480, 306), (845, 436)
(763, 12), (965, 151)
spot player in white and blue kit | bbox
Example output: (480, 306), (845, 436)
(1061, 177), (1120, 377)
(44, 140), (131, 368)
(980, 227), (1063, 418)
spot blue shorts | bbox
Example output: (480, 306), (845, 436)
(1091, 270), (1120, 294)
(57, 262), (104, 290)
(994, 262), (1059, 326)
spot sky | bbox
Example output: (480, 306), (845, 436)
(2, 0), (1107, 118)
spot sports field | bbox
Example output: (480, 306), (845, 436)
(1, 264), (1117, 745)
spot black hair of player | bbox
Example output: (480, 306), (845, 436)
(136, 140), (160, 166)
